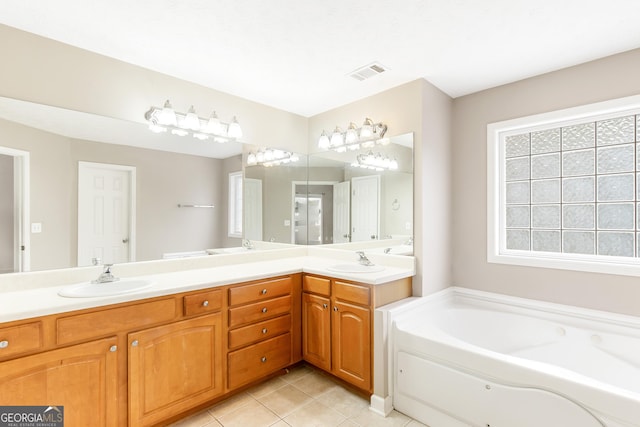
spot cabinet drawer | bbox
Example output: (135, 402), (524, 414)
(184, 289), (223, 316)
(0, 322), (43, 359)
(228, 314), (291, 350)
(228, 333), (291, 389)
(228, 295), (291, 328)
(57, 298), (176, 345)
(333, 281), (370, 306)
(303, 275), (330, 296)
(229, 277), (291, 306)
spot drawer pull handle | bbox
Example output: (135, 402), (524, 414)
(262, 328), (268, 334)
(261, 356), (267, 363)
(333, 306), (338, 312)
(0, 340), (8, 349)
(109, 345), (118, 352)
(262, 307), (268, 313)
(202, 300), (209, 307)
(261, 289), (267, 295)
(323, 303), (328, 309)
(131, 340), (139, 347)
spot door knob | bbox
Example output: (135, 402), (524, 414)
(122, 238), (129, 244)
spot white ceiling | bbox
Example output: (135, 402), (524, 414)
(1, 0), (640, 117)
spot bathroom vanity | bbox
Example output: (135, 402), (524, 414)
(0, 250), (413, 426)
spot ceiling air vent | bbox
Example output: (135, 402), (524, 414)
(349, 62), (388, 81)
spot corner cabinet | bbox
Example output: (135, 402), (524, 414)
(302, 274), (411, 393)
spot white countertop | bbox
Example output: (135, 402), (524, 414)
(0, 248), (415, 323)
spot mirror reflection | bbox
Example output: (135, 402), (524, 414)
(0, 97), (244, 273)
(0, 96), (414, 274)
(244, 133), (413, 248)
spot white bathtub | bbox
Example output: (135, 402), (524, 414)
(391, 288), (640, 427)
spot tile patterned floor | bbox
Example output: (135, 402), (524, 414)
(169, 364), (427, 427)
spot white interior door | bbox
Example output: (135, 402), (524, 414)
(333, 181), (351, 243)
(78, 162), (135, 267)
(0, 147), (29, 273)
(244, 178), (263, 241)
(351, 175), (380, 242)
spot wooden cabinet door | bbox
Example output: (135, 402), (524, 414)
(302, 293), (331, 371)
(331, 300), (371, 392)
(0, 336), (118, 427)
(128, 313), (223, 427)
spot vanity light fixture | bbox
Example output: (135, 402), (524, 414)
(351, 150), (398, 171)
(318, 118), (388, 152)
(246, 148), (300, 167)
(145, 100), (243, 142)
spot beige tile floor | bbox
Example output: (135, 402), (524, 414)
(169, 364), (427, 427)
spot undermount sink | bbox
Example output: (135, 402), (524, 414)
(58, 279), (154, 298)
(326, 264), (386, 274)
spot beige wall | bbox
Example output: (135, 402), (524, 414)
(0, 24), (308, 154)
(309, 79), (453, 295)
(452, 48), (640, 316)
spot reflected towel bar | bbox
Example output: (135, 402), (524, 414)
(177, 204), (215, 208)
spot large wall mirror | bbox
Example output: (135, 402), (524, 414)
(0, 97), (244, 273)
(243, 133), (413, 247)
(0, 96), (414, 274)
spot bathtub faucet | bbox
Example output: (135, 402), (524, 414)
(356, 251), (374, 266)
(92, 264), (119, 284)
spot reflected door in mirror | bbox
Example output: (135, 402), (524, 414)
(77, 162), (135, 266)
(351, 176), (380, 241)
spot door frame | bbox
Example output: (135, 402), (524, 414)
(291, 181), (337, 244)
(0, 146), (30, 272)
(77, 161), (137, 265)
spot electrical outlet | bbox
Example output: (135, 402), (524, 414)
(31, 223), (42, 233)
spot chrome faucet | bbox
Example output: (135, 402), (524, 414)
(242, 239), (255, 250)
(404, 236), (414, 245)
(92, 264), (119, 284)
(356, 251), (374, 266)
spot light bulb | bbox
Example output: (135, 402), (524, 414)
(345, 122), (358, 144)
(360, 118), (374, 139)
(171, 128), (188, 137)
(247, 153), (257, 165)
(330, 127), (344, 147)
(205, 111), (223, 135)
(193, 133), (209, 141)
(158, 100), (177, 126)
(148, 124), (167, 133)
(182, 105), (201, 131)
(390, 158), (399, 170)
(318, 131), (330, 149)
(228, 116), (243, 139)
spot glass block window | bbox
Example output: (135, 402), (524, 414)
(488, 95), (640, 276)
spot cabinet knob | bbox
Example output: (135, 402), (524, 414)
(202, 300), (209, 307)
(261, 289), (267, 295)
(261, 307), (268, 313)
(109, 345), (118, 352)
(323, 303), (328, 309)
(262, 328), (268, 334)
(131, 340), (139, 347)
(0, 340), (8, 349)
(333, 306), (338, 312)
(261, 356), (267, 363)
